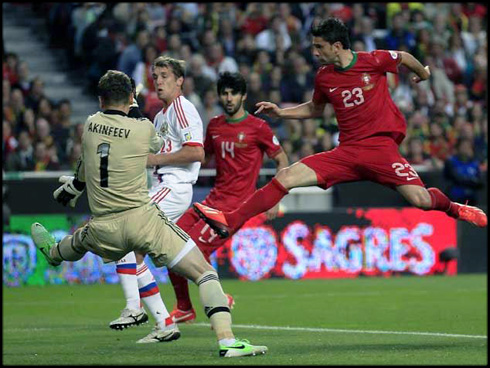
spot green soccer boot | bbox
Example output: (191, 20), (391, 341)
(219, 339), (268, 358)
(31, 222), (61, 266)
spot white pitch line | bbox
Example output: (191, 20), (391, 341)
(193, 323), (487, 340)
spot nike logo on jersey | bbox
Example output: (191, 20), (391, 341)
(212, 135), (220, 139)
(329, 87), (339, 92)
(406, 177), (418, 181)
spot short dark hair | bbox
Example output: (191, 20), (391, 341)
(97, 70), (132, 106)
(311, 18), (351, 49)
(217, 72), (247, 95)
(153, 56), (186, 79)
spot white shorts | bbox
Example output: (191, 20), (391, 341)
(148, 182), (193, 223)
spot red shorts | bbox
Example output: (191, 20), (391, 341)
(300, 136), (425, 190)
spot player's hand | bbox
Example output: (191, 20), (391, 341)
(53, 176), (84, 208)
(412, 66), (431, 83)
(265, 204), (280, 220)
(255, 101), (281, 117)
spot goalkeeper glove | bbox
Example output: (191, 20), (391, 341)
(53, 175), (85, 208)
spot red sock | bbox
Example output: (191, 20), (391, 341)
(168, 270), (192, 311)
(427, 188), (459, 218)
(226, 178), (289, 230)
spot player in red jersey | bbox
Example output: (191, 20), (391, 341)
(194, 17), (487, 239)
(168, 72), (289, 322)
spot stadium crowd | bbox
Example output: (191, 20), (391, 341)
(3, 3), (487, 186)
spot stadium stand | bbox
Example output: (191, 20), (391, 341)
(3, 3), (487, 178)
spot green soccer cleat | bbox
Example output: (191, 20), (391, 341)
(219, 339), (268, 358)
(30, 222), (61, 267)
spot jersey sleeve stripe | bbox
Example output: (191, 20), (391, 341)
(175, 97), (189, 129)
(183, 142), (203, 147)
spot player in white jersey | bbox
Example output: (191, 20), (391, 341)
(30, 70), (267, 357)
(109, 56), (205, 342)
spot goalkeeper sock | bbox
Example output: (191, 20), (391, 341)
(427, 188), (459, 218)
(226, 178), (288, 231)
(196, 271), (234, 340)
(52, 235), (86, 262)
(168, 269), (193, 311)
(137, 262), (171, 330)
(116, 253), (140, 311)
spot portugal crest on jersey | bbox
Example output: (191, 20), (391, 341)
(236, 132), (247, 148)
(362, 73), (371, 85)
(361, 73), (374, 91)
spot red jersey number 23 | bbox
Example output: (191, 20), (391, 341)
(342, 88), (365, 108)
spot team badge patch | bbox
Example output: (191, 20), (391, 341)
(273, 135), (280, 146)
(236, 132), (247, 148)
(389, 50), (398, 59)
(184, 132), (192, 142)
(361, 73), (374, 91)
(160, 121), (169, 136)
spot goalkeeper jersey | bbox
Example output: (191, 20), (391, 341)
(75, 109), (163, 217)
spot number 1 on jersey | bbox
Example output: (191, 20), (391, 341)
(97, 143), (110, 187)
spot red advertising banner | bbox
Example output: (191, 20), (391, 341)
(214, 208), (458, 280)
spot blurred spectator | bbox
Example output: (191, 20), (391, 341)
(3, 120), (18, 161)
(444, 137), (484, 205)
(3, 52), (19, 85)
(244, 72), (267, 113)
(24, 77), (45, 112)
(5, 130), (35, 171)
(12, 61), (31, 96)
(427, 121), (452, 168)
(255, 15), (292, 53)
(351, 16), (384, 52)
(280, 54), (314, 103)
(64, 141), (82, 171)
(205, 43), (239, 81)
(132, 43), (159, 95)
(8, 88), (26, 127)
(51, 99), (72, 162)
(188, 54), (214, 97)
(405, 137), (433, 167)
(183, 76), (204, 114)
(384, 13), (416, 52)
(117, 29), (150, 76)
(219, 18), (237, 57)
(33, 141), (60, 171)
(239, 4), (268, 36)
(199, 89), (223, 130)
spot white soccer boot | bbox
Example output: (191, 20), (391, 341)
(109, 308), (148, 330)
(136, 322), (181, 343)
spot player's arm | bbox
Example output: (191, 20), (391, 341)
(255, 100), (325, 119)
(398, 51), (431, 83)
(147, 145), (205, 166)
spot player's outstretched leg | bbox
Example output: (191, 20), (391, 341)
(194, 178), (289, 238)
(398, 186), (487, 227)
(31, 222), (87, 265)
(170, 245), (267, 357)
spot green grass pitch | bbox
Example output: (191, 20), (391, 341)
(3, 274), (487, 365)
